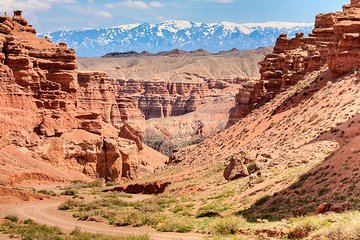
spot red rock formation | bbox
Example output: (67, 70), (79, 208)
(118, 79), (211, 119)
(0, 11), (145, 182)
(327, 1), (360, 74)
(229, 0), (360, 126)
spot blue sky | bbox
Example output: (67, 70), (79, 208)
(0, 0), (349, 33)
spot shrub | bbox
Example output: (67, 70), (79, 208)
(4, 215), (18, 222)
(195, 211), (221, 218)
(37, 190), (57, 196)
(61, 189), (78, 196)
(58, 200), (84, 210)
(209, 216), (244, 235)
(113, 211), (160, 228)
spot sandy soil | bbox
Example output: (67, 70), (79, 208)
(0, 201), (205, 240)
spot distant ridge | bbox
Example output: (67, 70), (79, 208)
(42, 20), (313, 57)
(102, 48), (237, 58)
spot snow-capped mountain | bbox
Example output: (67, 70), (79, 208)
(41, 20), (313, 57)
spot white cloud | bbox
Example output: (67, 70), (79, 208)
(0, 0), (75, 12)
(95, 10), (113, 18)
(149, 1), (163, 8)
(120, 0), (148, 9)
(107, 0), (164, 10)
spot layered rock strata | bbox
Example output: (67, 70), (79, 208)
(229, 1), (360, 125)
(118, 78), (248, 120)
(0, 11), (145, 181)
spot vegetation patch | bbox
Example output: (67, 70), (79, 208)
(0, 220), (150, 240)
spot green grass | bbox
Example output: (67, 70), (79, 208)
(209, 217), (244, 235)
(155, 218), (194, 233)
(110, 211), (161, 227)
(4, 215), (18, 223)
(0, 221), (150, 240)
(58, 199), (85, 210)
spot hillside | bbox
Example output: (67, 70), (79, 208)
(143, 0), (360, 221)
(42, 21), (312, 57)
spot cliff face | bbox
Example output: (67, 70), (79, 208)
(228, 1), (360, 125)
(327, 0), (360, 74)
(0, 11), (146, 182)
(118, 78), (243, 119)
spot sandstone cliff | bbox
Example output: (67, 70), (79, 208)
(228, 2), (360, 125)
(0, 11), (150, 184)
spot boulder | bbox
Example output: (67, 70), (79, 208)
(316, 202), (332, 214)
(223, 152), (260, 181)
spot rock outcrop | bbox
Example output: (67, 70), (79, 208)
(223, 152), (260, 181)
(0, 11), (145, 182)
(229, 1), (360, 125)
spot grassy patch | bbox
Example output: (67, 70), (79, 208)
(155, 218), (194, 233)
(209, 217), (244, 235)
(0, 221), (150, 240)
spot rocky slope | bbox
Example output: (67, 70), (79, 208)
(0, 11), (164, 185)
(41, 21), (312, 57)
(150, 0), (360, 219)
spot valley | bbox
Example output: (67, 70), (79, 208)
(0, 0), (360, 239)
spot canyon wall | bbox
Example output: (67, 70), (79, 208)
(118, 78), (245, 119)
(0, 11), (146, 182)
(228, 1), (360, 125)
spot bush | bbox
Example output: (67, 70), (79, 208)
(61, 189), (78, 196)
(58, 200), (84, 210)
(209, 216), (244, 235)
(37, 190), (57, 196)
(195, 211), (221, 218)
(113, 211), (160, 228)
(4, 215), (18, 222)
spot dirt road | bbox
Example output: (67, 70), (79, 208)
(0, 201), (205, 240)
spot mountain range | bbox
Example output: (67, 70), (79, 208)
(41, 20), (313, 57)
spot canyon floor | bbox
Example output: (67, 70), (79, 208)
(2, 1), (360, 239)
